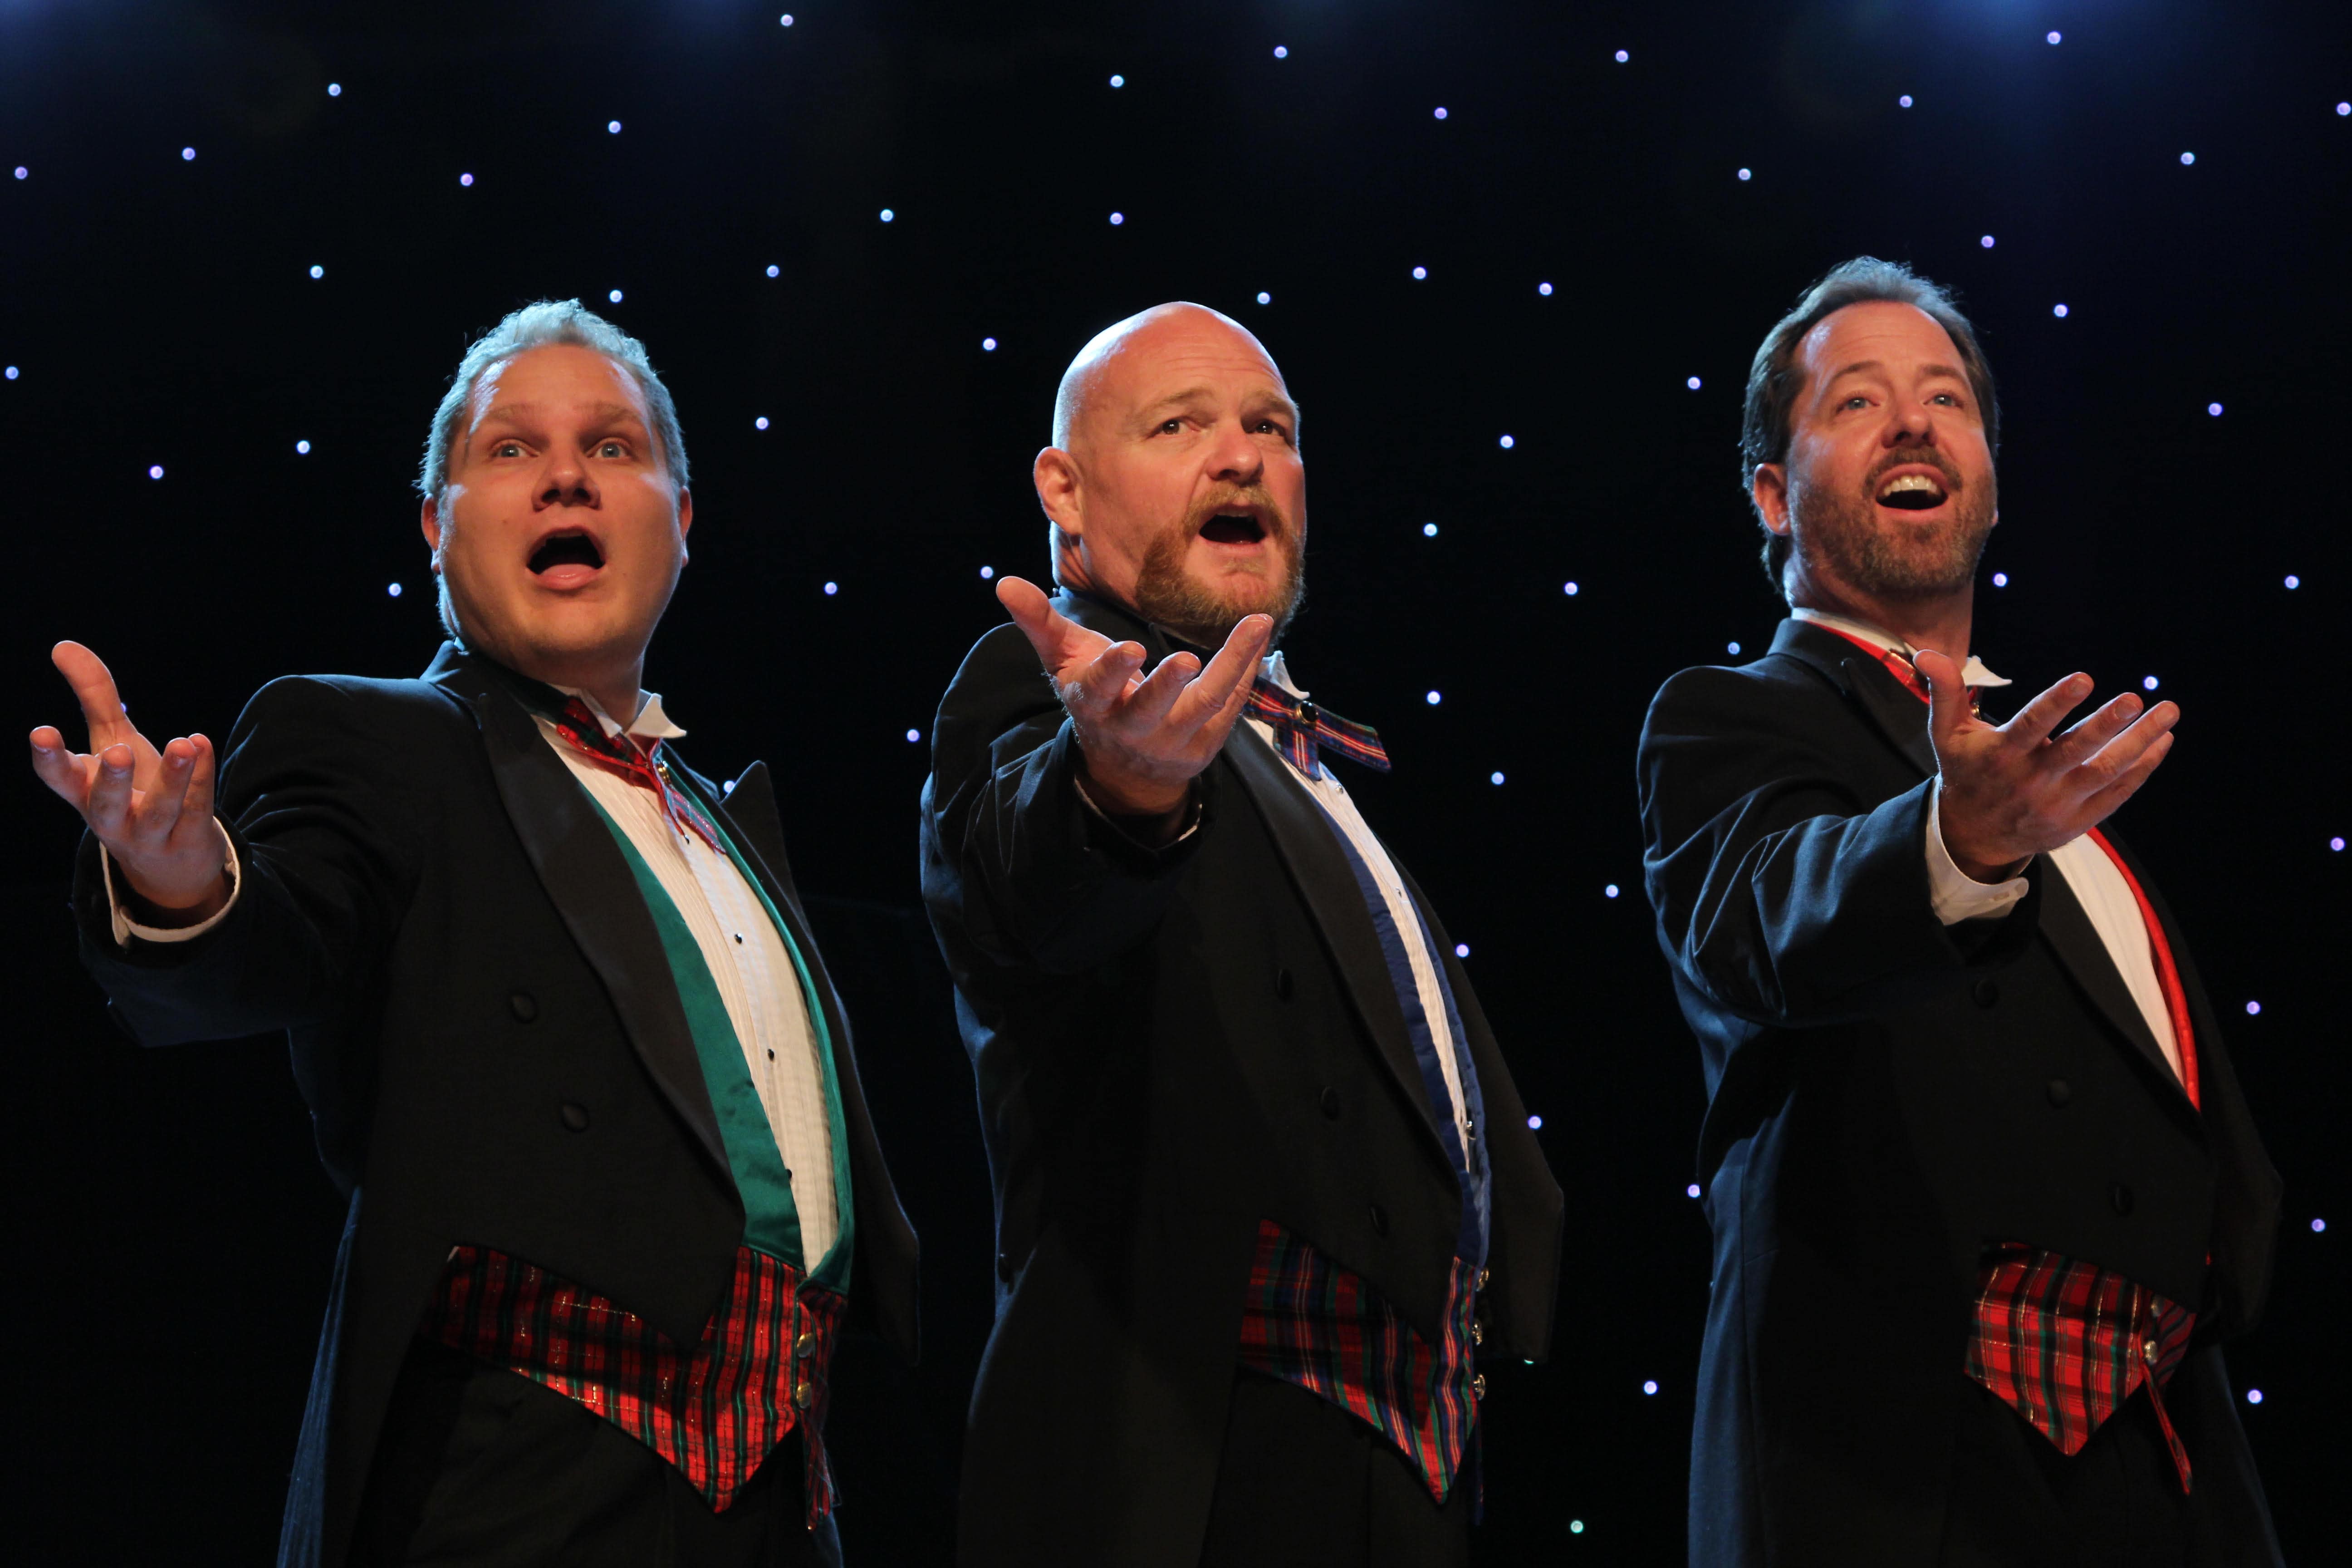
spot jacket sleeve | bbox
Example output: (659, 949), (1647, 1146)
(73, 675), (428, 1045)
(1636, 663), (2034, 1030)
(919, 622), (1209, 977)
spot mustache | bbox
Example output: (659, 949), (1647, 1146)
(1864, 446), (1965, 494)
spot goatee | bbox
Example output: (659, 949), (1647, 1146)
(1793, 448), (1996, 598)
(1131, 499), (1306, 650)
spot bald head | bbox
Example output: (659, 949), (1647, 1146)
(1051, 302), (1285, 453)
(1032, 301), (1307, 645)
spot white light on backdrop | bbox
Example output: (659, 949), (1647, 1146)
(1109, 211), (1124, 225)
(309, 265), (323, 279)
(2053, 303), (2068, 317)
(607, 121), (621, 134)
(1433, 107), (1448, 120)
(608, 289), (623, 303)
(460, 173), (474, 186)
(1737, 167), (1752, 181)
(754, 417), (769, 430)
(327, 83), (341, 97)
(1109, 75), (1124, 88)
(181, 147), (196, 161)
(1412, 265), (1427, 279)
(1614, 49), (1629, 63)
(1498, 434), (1514, 448)
(982, 337), (997, 351)
(1273, 46), (1288, 59)
(295, 440), (311, 454)
(1256, 291), (1271, 304)
(1687, 376), (1702, 390)
(1899, 94), (1913, 108)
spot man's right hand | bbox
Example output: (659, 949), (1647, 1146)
(29, 641), (232, 925)
(996, 577), (1272, 828)
(1919, 648), (2179, 883)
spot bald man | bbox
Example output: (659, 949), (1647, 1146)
(919, 304), (1562, 1567)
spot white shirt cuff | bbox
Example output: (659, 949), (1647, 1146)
(1926, 784), (2029, 926)
(1072, 771), (1202, 849)
(105, 829), (242, 946)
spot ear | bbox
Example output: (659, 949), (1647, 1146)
(1751, 463), (1793, 536)
(676, 488), (693, 549)
(1033, 446), (1081, 540)
(421, 496), (445, 565)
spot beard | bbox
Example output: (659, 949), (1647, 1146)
(1130, 490), (1307, 649)
(1792, 447), (1997, 598)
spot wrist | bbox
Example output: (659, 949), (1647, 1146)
(1073, 752), (1188, 821)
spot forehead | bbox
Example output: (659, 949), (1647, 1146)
(468, 344), (648, 424)
(1798, 300), (1961, 378)
(1102, 315), (1287, 407)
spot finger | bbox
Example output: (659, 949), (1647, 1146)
(2047, 692), (2145, 769)
(1169, 614), (1274, 732)
(2076, 729), (2175, 826)
(181, 733), (219, 829)
(131, 736), (203, 844)
(1914, 650), (1978, 749)
(52, 641), (133, 752)
(85, 741), (138, 836)
(996, 577), (1109, 679)
(1068, 640), (1148, 719)
(2069, 701), (2179, 789)
(1121, 651), (1203, 730)
(1999, 670), (2095, 749)
(28, 726), (94, 806)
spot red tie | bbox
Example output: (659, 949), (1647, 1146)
(548, 696), (723, 853)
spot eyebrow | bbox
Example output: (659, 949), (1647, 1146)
(474, 400), (648, 431)
(1826, 359), (1968, 384)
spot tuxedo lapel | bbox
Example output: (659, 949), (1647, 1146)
(1773, 619), (1938, 778)
(425, 647), (730, 1178)
(1222, 727), (1454, 1166)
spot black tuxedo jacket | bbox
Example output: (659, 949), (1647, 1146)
(72, 643), (918, 1568)
(1637, 617), (2282, 1567)
(918, 593), (1563, 1566)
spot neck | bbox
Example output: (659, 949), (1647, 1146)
(1789, 572), (1975, 665)
(476, 640), (647, 728)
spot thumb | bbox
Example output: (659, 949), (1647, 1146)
(1913, 648), (1970, 745)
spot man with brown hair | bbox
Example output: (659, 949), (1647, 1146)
(1638, 258), (2282, 1566)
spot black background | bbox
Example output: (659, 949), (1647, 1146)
(5, 1), (2347, 1561)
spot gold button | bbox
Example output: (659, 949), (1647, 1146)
(1472, 1321), (1485, 1347)
(793, 1376), (814, 1409)
(795, 1331), (818, 1359)
(2143, 1338), (2160, 1363)
(1476, 1268), (1490, 1291)
(1471, 1373), (1488, 1399)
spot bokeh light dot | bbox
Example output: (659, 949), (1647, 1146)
(2047, 30), (2062, 45)
(1256, 291), (1272, 305)
(780, 14), (793, 25)
(387, 582), (402, 598)
(2143, 676), (2160, 691)
(295, 440), (311, 454)
(2208, 402), (2224, 416)
(2180, 151), (2196, 166)
(1454, 943), (1470, 958)
(1604, 883), (1621, 899)
(2247, 1389), (2264, 1405)
(2338, 103), (2350, 117)
(608, 289), (623, 304)
(1423, 522), (1439, 537)
(979, 566), (995, 580)
(1980, 234), (1996, 248)
(2053, 303), (2069, 318)
(327, 83), (341, 98)
(2315, 1218), (2329, 1232)
(181, 147), (195, 161)
(906, 729), (921, 743)
(460, 172), (474, 186)
(1727, 642), (1742, 656)
(1736, 167), (1752, 181)
(1433, 107), (1447, 120)
(1992, 571), (2009, 587)
(1687, 1183), (1703, 1199)
(12, 166), (26, 179)
(1898, 94), (1913, 108)
(1687, 376), (1703, 390)
(1412, 265), (1427, 279)
(1426, 690), (1442, 705)
(2333, 837), (2346, 852)
(1571, 1521), (1586, 1535)
(148, 465), (164, 480)
(1498, 434), (1514, 449)
(2283, 575), (2299, 589)
(765, 264), (779, 277)
(4, 366), (17, 380)
(754, 416), (769, 430)
(879, 208), (895, 223)
(2245, 1001), (2262, 1015)
(309, 264), (324, 279)
(1539, 281), (1553, 296)
(607, 120), (621, 134)
(1527, 1113), (1544, 1130)
(823, 581), (838, 596)
(1490, 771), (1505, 785)
(982, 337), (997, 351)
(1109, 74), (1124, 88)
(1109, 211), (1124, 225)
(1273, 46), (1288, 59)
(1614, 49), (1629, 63)
(1643, 1380), (1659, 1396)
(1563, 581), (1579, 595)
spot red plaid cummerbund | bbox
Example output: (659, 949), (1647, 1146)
(422, 1244), (846, 1521)
(1965, 1242), (2197, 1491)
(1235, 1218), (1480, 1504)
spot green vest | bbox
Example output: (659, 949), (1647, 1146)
(584, 784), (857, 1293)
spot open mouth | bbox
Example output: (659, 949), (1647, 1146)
(529, 530), (606, 573)
(1199, 511), (1268, 545)
(1875, 473), (1949, 512)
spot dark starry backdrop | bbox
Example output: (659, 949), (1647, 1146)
(5, 0), (2347, 1560)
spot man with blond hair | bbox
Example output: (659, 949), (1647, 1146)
(921, 303), (1562, 1566)
(33, 301), (917, 1568)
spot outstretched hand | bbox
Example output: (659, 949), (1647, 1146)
(995, 576), (1272, 823)
(1919, 648), (2178, 882)
(29, 641), (232, 923)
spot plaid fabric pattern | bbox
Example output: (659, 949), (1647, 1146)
(1965, 1243), (2198, 1491)
(1245, 678), (1392, 778)
(424, 1244), (846, 1521)
(1235, 1219), (1479, 1504)
(549, 696), (723, 852)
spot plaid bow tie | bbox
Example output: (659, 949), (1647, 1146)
(1245, 676), (1391, 779)
(549, 696), (723, 851)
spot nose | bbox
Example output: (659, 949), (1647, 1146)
(1204, 419), (1265, 486)
(1884, 400), (1936, 448)
(536, 446), (598, 509)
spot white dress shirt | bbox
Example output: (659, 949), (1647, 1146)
(543, 690), (839, 1266)
(1789, 609), (2185, 1084)
(1244, 652), (1476, 1155)
(107, 684), (842, 1263)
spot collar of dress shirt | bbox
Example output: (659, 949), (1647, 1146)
(1262, 649), (1306, 698)
(552, 685), (690, 741)
(1789, 606), (2011, 689)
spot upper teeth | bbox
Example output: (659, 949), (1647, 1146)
(1882, 474), (1942, 496)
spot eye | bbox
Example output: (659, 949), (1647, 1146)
(1840, 395), (1870, 412)
(597, 440), (629, 458)
(1157, 418), (1183, 436)
(493, 441), (525, 458)
(1930, 392), (1960, 407)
